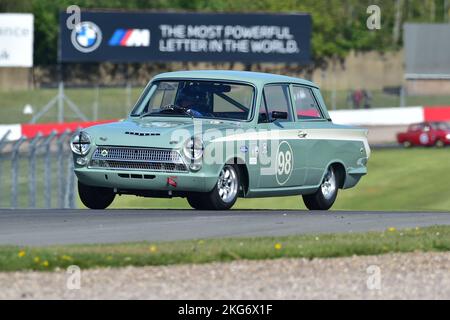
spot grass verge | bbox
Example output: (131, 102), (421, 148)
(1, 225), (449, 272)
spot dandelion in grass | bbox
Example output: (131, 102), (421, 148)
(42, 260), (49, 267)
(18, 250), (26, 258)
(387, 227), (396, 232)
(149, 245), (158, 253)
(274, 243), (282, 250)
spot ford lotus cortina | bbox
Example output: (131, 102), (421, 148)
(71, 71), (370, 210)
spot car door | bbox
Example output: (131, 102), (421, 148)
(290, 85), (331, 186)
(257, 84), (307, 189)
(411, 123), (431, 146)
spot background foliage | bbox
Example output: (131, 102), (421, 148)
(1, 0), (449, 66)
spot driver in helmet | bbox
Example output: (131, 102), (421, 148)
(176, 90), (209, 117)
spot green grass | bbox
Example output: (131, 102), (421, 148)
(1, 225), (449, 272)
(110, 148), (450, 212)
(0, 87), (450, 123)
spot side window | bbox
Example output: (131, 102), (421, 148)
(292, 86), (323, 120)
(263, 85), (293, 122)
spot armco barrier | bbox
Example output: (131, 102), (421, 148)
(330, 106), (450, 126)
(328, 107), (424, 126)
(0, 120), (116, 142)
(423, 106), (450, 122)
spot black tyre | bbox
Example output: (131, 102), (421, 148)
(303, 166), (339, 211)
(403, 141), (412, 148)
(186, 194), (209, 210)
(187, 164), (240, 210)
(78, 181), (115, 209)
(435, 140), (445, 148)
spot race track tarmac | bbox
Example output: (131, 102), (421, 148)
(0, 209), (450, 246)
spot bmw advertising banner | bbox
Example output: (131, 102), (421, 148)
(59, 11), (311, 63)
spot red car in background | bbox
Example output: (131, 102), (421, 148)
(397, 122), (450, 148)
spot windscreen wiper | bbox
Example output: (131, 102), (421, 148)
(140, 104), (194, 119)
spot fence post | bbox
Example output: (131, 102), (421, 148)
(64, 153), (76, 209)
(42, 131), (57, 209)
(11, 136), (27, 209)
(28, 133), (42, 208)
(57, 130), (70, 208)
(0, 130), (11, 207)
(65, 129), (79, 209)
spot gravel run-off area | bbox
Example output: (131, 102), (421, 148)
(1, 252), (449, 299)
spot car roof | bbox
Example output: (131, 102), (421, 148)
(152, 70), (319, 88)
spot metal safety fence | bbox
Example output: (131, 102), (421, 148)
(0, 130), (77, 209)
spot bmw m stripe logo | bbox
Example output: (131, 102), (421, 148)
(108, 29), (150, 47)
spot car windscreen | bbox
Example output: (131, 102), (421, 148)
(131, 80), (254, 121)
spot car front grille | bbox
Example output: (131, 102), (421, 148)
(89, 146), (188, 172)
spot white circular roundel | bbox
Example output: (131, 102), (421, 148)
(276, 141), (294, 185)
(71, 21), (102, 53)
(419, 133), (429, 145)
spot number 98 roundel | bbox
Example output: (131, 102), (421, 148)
(276, 141), (294, 185)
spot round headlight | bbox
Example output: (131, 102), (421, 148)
(183, 136), (203, 160)
(71, 132), (91, 155)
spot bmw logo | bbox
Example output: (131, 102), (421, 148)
(71, 21), (102, 53)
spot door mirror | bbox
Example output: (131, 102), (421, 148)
(271, 111), (288, 121)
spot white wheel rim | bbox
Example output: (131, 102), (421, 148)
(321, 168), (337, 200)
(217, 165), (238, 203)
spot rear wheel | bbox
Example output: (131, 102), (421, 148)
(187, 164), (240, 210)
(402, 141), (412, 148)
(303, 166), (339, 211)
(435, 140), (445, 148)
(78, 181), (115, 209)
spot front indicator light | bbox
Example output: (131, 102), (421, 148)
(189, 163), (202, 171)
(76, 157), (88, 166)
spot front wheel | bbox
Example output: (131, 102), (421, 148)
(187, 164), (240, 210)
(302, 166), (339, 211)
(78, 181), (115, 209)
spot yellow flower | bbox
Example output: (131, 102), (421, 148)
(387, 227), (396, 232)
(42, 260), (49, 267)
(34, 257), (40, 263)
(198, 240), (205, 245)
(61, 255), (73, 261)
(274, 243), (282, 250)
(18, 250), (26, 258)
(149, 245), (158, 253)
